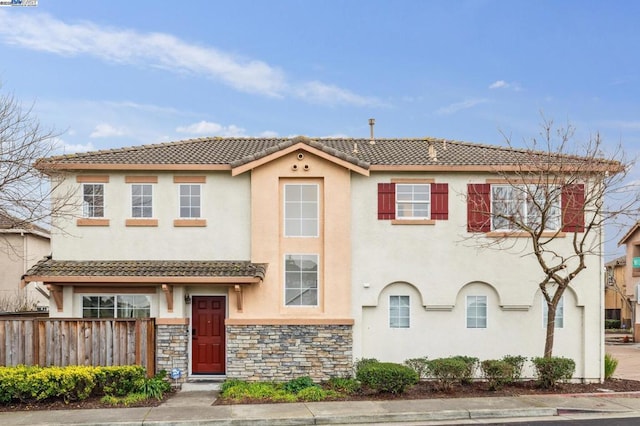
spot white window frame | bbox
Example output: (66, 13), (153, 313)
(396, 183), (430, 220)
(131, 184), (154, 218)
(284, 253), (319, 307)
(82, 183), (105, 218)
(542, 296), (564, 328)
(389, 295), (410, 328)
(178, 184), (202, 219)
(491, 184), (560, 231)
(81, 294), (152, 318)
(466, 295), (487, 329)
(284, 183), (319, 237)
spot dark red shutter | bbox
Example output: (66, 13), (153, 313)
(431, 183), (448, 220)
(467, 183), (491, 232)
(378, 183), (396, 220)
(562, 184), (585, 232)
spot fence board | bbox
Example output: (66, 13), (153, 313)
(0, 319), (155, 373)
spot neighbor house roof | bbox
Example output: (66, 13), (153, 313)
(36, 136), (621, 173)
(605, 256), (626, 268)
(619, 221), (640, 246)
(23, 258), (267, 284)
(0, 213), (50, 239)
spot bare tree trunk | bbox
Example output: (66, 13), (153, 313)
(544, 303), (557, 358)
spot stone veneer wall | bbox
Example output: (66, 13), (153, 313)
(226, 324), (353, 381)
(156, 323), (189, 383)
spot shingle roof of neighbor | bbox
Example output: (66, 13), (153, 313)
(37, 136), (614, 170)
(0, 213), (50, 236)
(24, 258), (267, 280)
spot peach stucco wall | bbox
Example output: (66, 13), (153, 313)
(231, 148), (352, 321)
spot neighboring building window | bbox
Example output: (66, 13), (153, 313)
(466, 295), (487, 328)
(389, 295), (410, 328)
(284, 254), (318, 306)
(82, 184), (104, 218)
(131, 184), (153, 218)
(396, 184), (430, 219)
(179, 184), (201, 218)
(284, 184), (318, 237)
(542, 297), (564, 328)
(491, 185), (560, 231)
(82, 295), (151, 318)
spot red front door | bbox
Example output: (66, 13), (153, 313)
(191, 296), (226, 374)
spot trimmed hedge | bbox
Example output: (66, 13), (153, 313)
(532, 356), (575, 388)
(356, 362), (418, 394)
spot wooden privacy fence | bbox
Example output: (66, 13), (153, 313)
(0, 318), (155, 374)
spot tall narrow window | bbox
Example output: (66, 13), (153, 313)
(82, 184), (104, 218)
(389, 295), (410, 328)
(466, 295), (487, 328)
(179, 184), (201, 218)
(542, 297), (564, 328)
(396, 184), (430, 219)
(284, 184), (318, 237)
(284, 254), (318, 306)
(131, 184), (153, 218)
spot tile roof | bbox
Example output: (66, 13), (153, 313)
(0, 213), (50, 237)
(24, 258), (267, 280)
(37, 136), (615, 170)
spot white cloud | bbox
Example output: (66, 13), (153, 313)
(176, 120), (246, 137)
(258, 130), (279, 138)
(51, 137), (95, 154)
(488, 80), (522, 91)
(436, 98), (489, 115)
(90, 123), (126, 138)
(0, 11), (378, 106)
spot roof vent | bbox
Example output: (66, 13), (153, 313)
(429, 142), (438, 161)
(369, 118), (375, 144)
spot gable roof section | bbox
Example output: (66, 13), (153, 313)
(23, 258), (267, 284)
(0, 213), (50, 239)
(37, 136), (621, 173)
(619, 221), (640, 246)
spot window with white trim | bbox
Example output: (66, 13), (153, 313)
(396, 184), (430, 219)
(389, 295), (410, 328)
(284, 184), (318, 237)
(179, 184), (201, 218)
(82, 295), (151, 318)
(491, 185), (560, 231)
(131, 184), (153, 218)
(543, 297), (564, 328)
(466, 295), (487, 328)
(82, 184), (104, 218)
(284, 254), (318, 306)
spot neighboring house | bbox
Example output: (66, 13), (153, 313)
(0, 214), (50, 310)
(619, 222), (640, 339)
(604, 256), (632, 329)
(23, 136), (606, 382)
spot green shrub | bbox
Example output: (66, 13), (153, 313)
(450, 356), (478, 384)
(605, 319), (621, 329)
(481, 360), (514, 391)
(356, 362), (418, 394)
(404, 357), (429, 379)
(283, 376), (317, 394)
(220, 381), (296, 402)
(96, 365), (147, 397)
(532, 356), (575, 389)
(354, 358), (379, 374)
(604, 353), (619, 380)
(426, 358), (468, 391)
(325, 377), (361, 395)
(501, 355), (527, 381)
(297, 386), (331, 401)
(135, 373), (171, 400)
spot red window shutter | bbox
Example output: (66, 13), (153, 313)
(467, 183), (491, 232)
(562, 184), (585, 232)
(431, 183), (448, 220)
(378, 183), (396, 220)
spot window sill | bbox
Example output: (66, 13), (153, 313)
(77, 218), (110, 227)
(125, 219), (158, 227)
(486, 231), (566, 238)
(173, 219), (207, 227)
(391, 219), (436, 225)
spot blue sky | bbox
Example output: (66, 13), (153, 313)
(0, 1), (639, 256)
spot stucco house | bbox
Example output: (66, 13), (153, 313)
(619, 222), (640, 339)
(0, 213), (50, 311)
(23, 135), (608, 382)
(604, 256), (632, 329)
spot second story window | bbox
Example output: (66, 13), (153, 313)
(82, 184), (104, 218)
(131, 184), (153, 218)
(179, 184), (201, 218)
(491, 185), (560, 231)
(396, 184), (430, 219)
(284, 184), (318, 237)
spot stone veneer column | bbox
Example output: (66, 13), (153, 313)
(155, 322), (189, 383)
(226, 324), (353, 381)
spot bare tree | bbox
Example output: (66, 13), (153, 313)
(0, 85), (75, 240)
(467, 118), (639, 358)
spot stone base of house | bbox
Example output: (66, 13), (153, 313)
(156, 323), (189, 383)
(226, 324), (353, 381)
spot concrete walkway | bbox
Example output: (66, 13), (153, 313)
(606, 342), (640, 381)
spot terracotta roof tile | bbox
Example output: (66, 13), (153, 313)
(24, 258), (267, 279)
